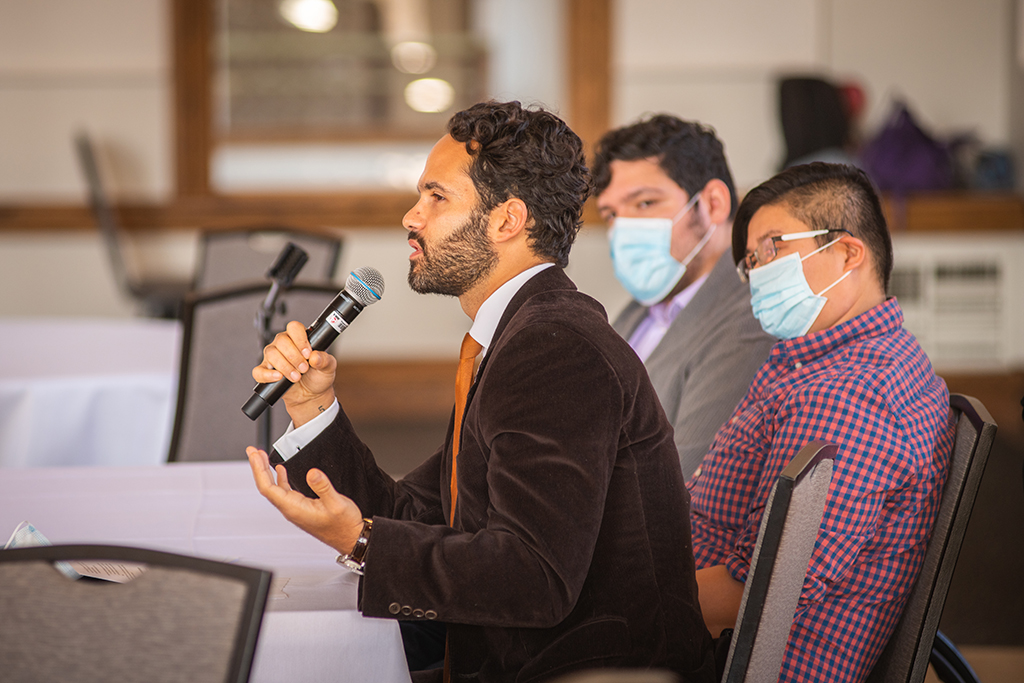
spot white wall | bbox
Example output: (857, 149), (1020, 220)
(0, 0), (171, 201)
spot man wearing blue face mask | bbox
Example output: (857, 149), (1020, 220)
(690, 162), (955, 683)
(593, 115), (775, 480)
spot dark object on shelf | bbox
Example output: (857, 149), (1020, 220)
(972, 149), (1016, 191)
(860, 101), (955, 194)
(778, 76), (854, 170)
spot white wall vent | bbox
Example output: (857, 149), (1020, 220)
(889, 233), (1024, 372)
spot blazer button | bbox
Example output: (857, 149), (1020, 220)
(425, 610), (437, 620)
(401, 605), (413, 616)
(389, 602), (401, 615)
(413, 609), (424, 618)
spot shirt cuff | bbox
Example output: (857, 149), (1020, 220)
(724, 551), (751, 585)
(272, 399), (340, 460)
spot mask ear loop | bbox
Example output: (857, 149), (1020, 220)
(815, 268), (853, 296)
(670, 191), (701, 226)
(680, 222), (717, 268)
(802, 236), (854, 296)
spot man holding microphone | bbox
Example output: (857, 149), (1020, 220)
(246, 101), (716, 683)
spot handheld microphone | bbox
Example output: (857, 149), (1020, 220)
(241, 266), (385, 421)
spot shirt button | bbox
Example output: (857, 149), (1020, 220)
(401, 605), (413, 616)
(425, 610), (438, 620)
(413, 609), (425, 618)
(388, 602), (401, 615)
(794, 361), (803, 369)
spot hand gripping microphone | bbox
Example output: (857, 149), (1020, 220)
(241, 266), (385, 421)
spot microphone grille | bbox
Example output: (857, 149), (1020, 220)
(345, 266), (385, 306)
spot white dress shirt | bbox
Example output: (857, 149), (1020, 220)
(274, 262), (556, 459)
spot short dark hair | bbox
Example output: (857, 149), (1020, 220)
(447, 100), (590, 268)
(592, 114), (738, 219)
(731, 162), (893, 290)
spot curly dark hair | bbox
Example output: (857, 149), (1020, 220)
(592, 114), (738, 219)
(446, 100), (590, 268)
(731, 162), (893, 290)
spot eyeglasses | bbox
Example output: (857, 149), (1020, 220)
(736, 229), (852, 282)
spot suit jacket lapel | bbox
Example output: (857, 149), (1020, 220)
(468, 266), (575, 405)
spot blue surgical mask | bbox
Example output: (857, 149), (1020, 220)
(748, 238), (852, 339)
(609, 193), (715, 306)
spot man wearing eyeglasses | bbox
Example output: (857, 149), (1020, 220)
(690, 162), (955, 683)
(593, 115), (775, 480)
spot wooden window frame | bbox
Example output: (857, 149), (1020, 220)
(172, 0), (610, 228)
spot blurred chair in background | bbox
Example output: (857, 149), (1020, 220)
(76, 132), (344, 319)
(194, 227), (342, 292)
(74, 132), (192, 320)
(168, 282), (340, 462)
(0, 543), (271, 683)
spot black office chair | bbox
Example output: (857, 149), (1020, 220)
(0, 544), (271, 683)
(720, 441), (836, 683)
(168, 282), (341, 462)
(194, 227), (343, 292)
(74, 132), (191, 319)
(866, 394), (997, 683)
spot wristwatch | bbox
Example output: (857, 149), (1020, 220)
(336, 518), (373, 575)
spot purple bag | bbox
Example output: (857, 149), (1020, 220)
(859, 102), (954, 193)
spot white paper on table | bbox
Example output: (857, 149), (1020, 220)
(66, 560), (148, 583)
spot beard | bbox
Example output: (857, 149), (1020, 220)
(407, 208), (499, 297)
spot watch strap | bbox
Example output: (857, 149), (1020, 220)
(336, 518), (373, 575)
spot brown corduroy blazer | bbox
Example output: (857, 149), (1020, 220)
(283, 266), (716, 683)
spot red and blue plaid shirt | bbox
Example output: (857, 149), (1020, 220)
(689, 298), (955, 683)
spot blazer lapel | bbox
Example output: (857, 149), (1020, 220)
(468, 266), (575, 404)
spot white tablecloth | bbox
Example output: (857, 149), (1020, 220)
(0, 461), (412, 683)
(0, 318), (180, 468)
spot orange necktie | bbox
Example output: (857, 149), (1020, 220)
(450, 332), (482, 526)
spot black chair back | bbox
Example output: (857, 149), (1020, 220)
(195, 228), (342, 291)
(866, 393), (997, 683)
(168, 282), (341, 461)
(721, 441), (836, 683)
(0, 544), (271, 683)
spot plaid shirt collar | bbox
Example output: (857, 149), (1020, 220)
(768, 297), (904, 368)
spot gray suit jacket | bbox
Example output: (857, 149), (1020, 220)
(613, 252), (776, 480)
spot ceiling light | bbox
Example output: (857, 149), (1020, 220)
(404, 78), (455, 113)
(279, 0), (338, 33)
(391, 41), (437, 74)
